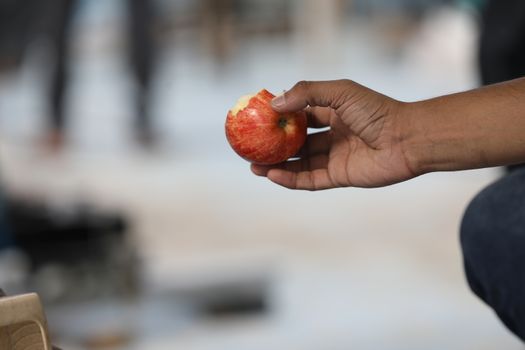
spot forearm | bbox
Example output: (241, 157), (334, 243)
(402, 77), (525, 174)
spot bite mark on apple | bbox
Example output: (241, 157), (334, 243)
(230, 94), (255, 116)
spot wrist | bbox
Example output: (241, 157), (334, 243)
(399, 96), (491, 175)
(396, 79), (525, 176)
(398, 100), (443, 176)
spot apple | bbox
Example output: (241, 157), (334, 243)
(225, 89), (307, 165)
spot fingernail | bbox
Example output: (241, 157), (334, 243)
(271, 94), (286, 107)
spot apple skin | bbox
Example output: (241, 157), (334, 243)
(225, 89), (307, 165)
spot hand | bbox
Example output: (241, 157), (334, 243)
(251, 80), (417, 190)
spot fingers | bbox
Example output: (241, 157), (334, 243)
(267, 168), (334, 190)
(250, 154), (334, 190)
(251, 131), (331, 176)
(296, 130), (331, 157)
(271, 80), (359, 113)
(252, 153), (328, 175)
(305, 106), (332, 128)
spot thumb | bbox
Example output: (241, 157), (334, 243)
(271, 79), (359, 113)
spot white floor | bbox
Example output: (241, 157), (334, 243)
(0, 3), (523, 349)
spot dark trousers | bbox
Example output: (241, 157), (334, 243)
(49, 0), (155, 131)
(460, 169), (525, 341)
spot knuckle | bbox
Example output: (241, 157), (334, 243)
(338, 78), (354, 86)
(294, 80), (311, 93)
(334, 80), (359, 107)
(337, 79), (357, 95)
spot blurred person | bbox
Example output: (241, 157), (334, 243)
(479, 0), (525, 172)
(479, 0), (525, 86)
(251, 78), (525, 341)
(46, 0), (157, 149)
(0, 0), (36, 70)
(0, 0), (157, 148)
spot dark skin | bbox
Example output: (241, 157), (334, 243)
(251, 78), (525, 190)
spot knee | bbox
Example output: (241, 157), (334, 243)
(460, 179), (499, 264)
(460, 171), (525, 264)
(460, 172), (525, 338)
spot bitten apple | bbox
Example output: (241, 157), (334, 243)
(225, 89), (307, 165)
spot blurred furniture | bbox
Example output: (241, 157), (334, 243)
(0, 291), (52, 350)
(6, 197), (138, 302)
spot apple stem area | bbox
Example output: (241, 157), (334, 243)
(278, 117), (288, 129)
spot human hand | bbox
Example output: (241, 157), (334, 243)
(251, 80), (417, 190)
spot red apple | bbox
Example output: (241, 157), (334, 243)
(225, 89), (307, 165)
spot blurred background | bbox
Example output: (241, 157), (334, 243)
(0, 0), (523, 349)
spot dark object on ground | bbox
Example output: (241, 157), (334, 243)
(5, 196), (139, 301)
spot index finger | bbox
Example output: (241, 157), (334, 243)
(271, 80), (360, 113)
